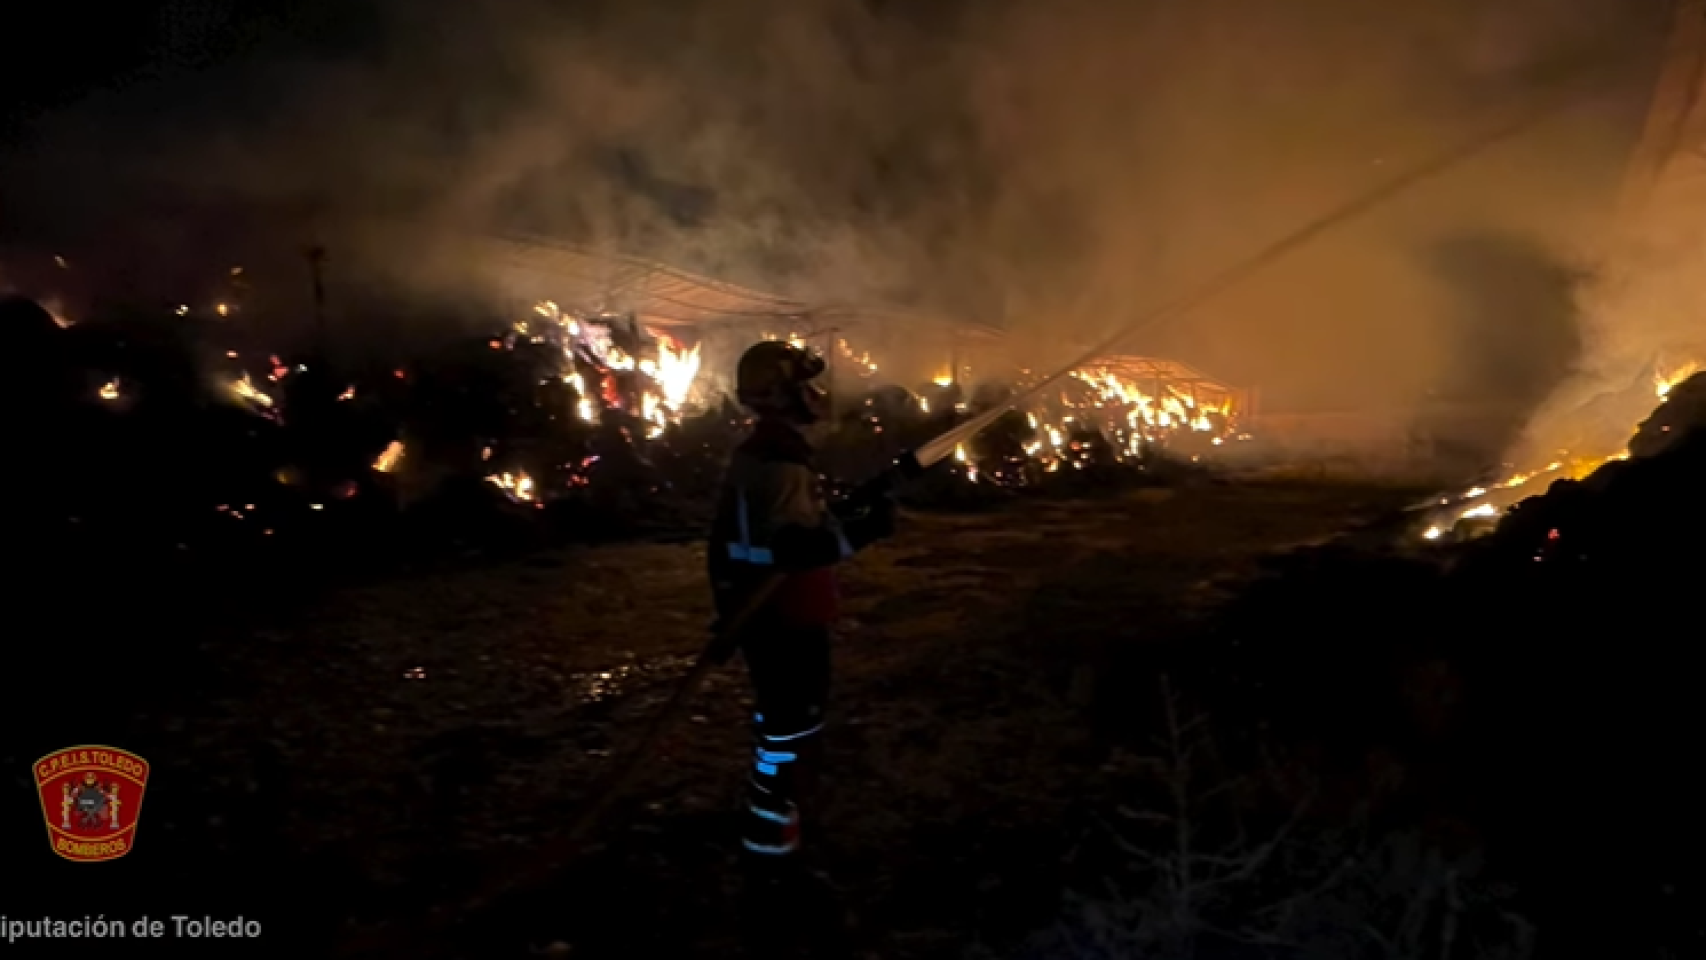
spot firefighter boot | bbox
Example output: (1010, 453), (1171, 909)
(741, 716), (822, 858)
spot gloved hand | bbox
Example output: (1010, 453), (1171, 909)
(840, 493), (897, 550)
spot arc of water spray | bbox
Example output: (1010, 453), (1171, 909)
(919, 69), (1621, 469)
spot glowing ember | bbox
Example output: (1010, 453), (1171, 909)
(834, 338), (878, 375)
(48, 299), (74, 328)
(98, 380), (120, 401)
(763, 331), (808, 350)
(230, 373), (273, 407)
(487, 471), (535, 502)
(373, 441), (404, 473)
(955, 443), (979, 482)
(1657, 361), (1698, 400)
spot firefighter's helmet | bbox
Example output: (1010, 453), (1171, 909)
(736, 340), (827, 421)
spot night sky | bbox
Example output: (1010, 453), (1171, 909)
(2, 2), (368, 140)
(1, 0), (384, 301)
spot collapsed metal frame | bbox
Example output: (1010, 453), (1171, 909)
(1075, 354), (1253, 423)
(481, 234), (1251, 421)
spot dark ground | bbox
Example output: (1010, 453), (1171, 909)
(5, 480), (1459, 958)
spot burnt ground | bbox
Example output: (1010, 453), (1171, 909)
(6, 480), (1431, 959)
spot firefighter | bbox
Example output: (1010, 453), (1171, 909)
(709, 340), (896, 874)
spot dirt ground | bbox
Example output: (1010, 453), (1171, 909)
(5, 479), (1424, 959)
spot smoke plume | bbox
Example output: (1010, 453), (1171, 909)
(0, 0), (1673, 421)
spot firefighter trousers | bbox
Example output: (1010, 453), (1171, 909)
(739, 624), (831, 858)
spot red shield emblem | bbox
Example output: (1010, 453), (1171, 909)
(34, 745), (149, 862)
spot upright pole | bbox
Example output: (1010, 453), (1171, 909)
(826, 326), (840, 433)
(306, 245), (328, 355)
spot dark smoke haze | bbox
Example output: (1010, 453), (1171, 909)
(0, 0), (1673, 414)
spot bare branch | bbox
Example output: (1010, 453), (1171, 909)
(1441, 870), (1464, 960)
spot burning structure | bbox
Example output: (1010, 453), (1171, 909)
(4, 226), (1254, 564)
(478, 234), (1253, 501)
(474, 302), (1251, 504)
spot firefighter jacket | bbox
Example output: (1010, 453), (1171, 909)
(709, 419), (853, 628)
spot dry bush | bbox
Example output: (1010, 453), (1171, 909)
(998, 678), (1532, 960)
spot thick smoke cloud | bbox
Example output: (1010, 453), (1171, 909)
(1506, 0), (1706, 472)
(2, 0), (1672, 417)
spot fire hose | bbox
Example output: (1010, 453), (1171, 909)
(336, 61), (1624, 957)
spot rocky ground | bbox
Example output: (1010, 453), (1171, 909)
(5, 479), (1427, 959)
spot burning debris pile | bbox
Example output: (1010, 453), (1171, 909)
(11, 310), (403, 560)
(1463, 368), (1706, 573)
(471, 306), (1251, 512)
(821, 351), (1249, 495)
(5, 286), (1254, 565)
(1003, 356), (1245, 477)
(465, 301), (710, 512)
(1419, 358), (1700, 540)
